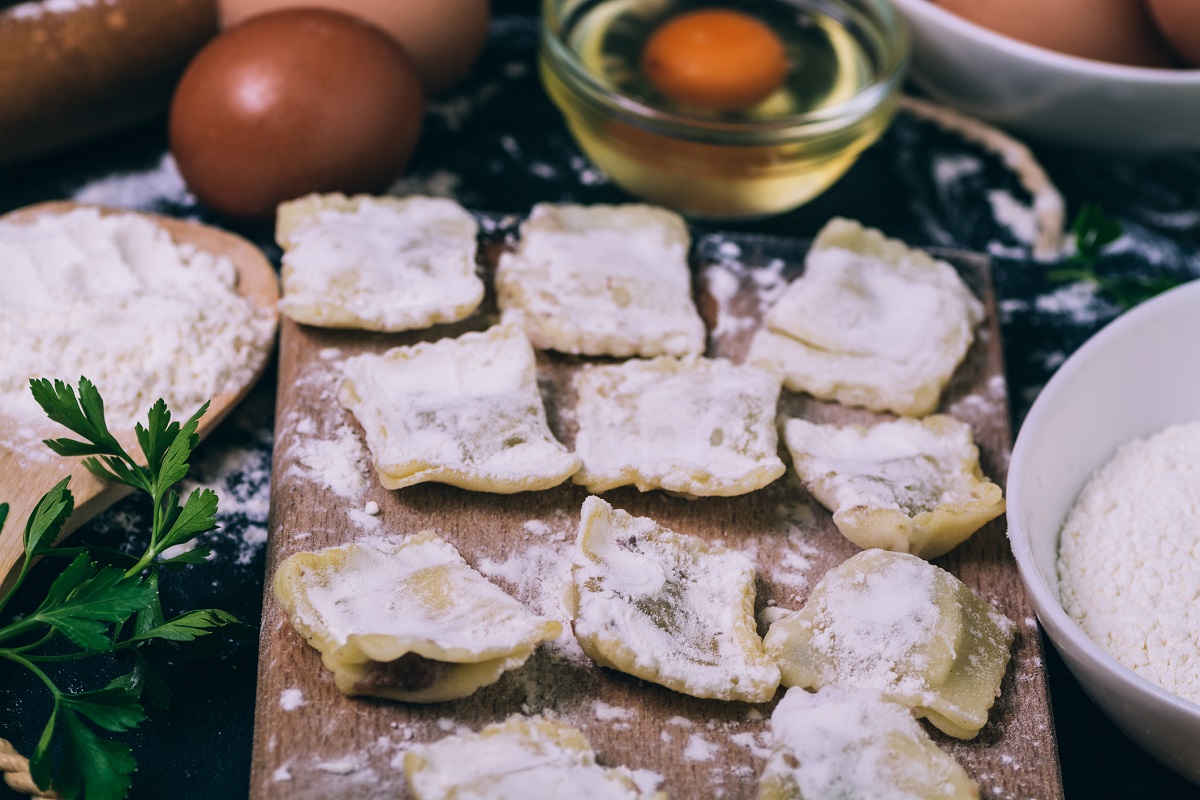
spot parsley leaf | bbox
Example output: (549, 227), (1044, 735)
(156, 488), (219, 557)
(29, 554), (154, 651)
(1049, 204), (1181, 310)
(1, 378), (245, 798)
(62, 688), (147, 732)
(24, 477), (74, 558)
(129, 608), (243, 643)
(57, 708), (137, 800)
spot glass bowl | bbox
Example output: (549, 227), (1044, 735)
(539, 0), (908, 219)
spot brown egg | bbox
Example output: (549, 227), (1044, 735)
(215, 0), (490, 93)
(169, 8), (423, 221)
(1146, 0), (1200, 67)
(935, 0), (1174, 67)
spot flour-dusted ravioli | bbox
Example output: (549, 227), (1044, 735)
(764, 549), (1015, 739)
(569, 496), (780, 702)
(496, 203), (706, 358)
(782, 415), (1004, 559)
(274, 534), (561, 703)
(759, 686), (979, 800)
(276, 193), (483, 331)
(573, 356), (785, 497)
(339, 324), (581, 492)
(405, 715), (667, 800)
(749, 218), (984, 416)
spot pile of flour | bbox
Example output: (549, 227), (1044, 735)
(0, 207), (275, 456)
(1058, 422), (1200, 704)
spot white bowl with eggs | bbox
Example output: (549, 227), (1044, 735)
(1007, 279), (1200, 784)
(888, 0), (1200, 152)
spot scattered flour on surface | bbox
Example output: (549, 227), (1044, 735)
(728, 730), (772, 760)
(683, 733), (720, 762)
(477, 538), (584, 663)
(1033, 281), (1113, 326)
(182, 443), (271, 565)
(72, 153), (193, 210)
(279, 688), (305, 711)
(284, 419), (371, 501)
(312, 754), (366, 775)
(988, 189), (1038, 246)
(387, 169), (462, 199)
(932, 153), (984, 189)
(592, 700), (635, 722)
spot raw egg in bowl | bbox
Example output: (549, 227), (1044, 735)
(539, 0), (909, 219)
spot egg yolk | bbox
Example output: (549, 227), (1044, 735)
(641, 9), (788, 112)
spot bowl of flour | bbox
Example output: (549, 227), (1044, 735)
(1008, 278), (1200, 785)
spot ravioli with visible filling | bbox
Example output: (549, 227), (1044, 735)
(276, 193), (483, 331)
(404, 715), (667, 800)
(274, 533), (561, 703)
(763, 549), (1015, 739)
(759, 686), (979, 800)
(573, 356), (785, 497)
(748, 218), (984, 417)
(338, 324), (581, 492)
(782, 415), (1004, 558)
(569, 496), (780, 703)
(495, 203), (706, 358)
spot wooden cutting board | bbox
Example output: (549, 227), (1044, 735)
(251, 226), (1064, 799)
(0, 201), (279, 597)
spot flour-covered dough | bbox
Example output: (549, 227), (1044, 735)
(573, 356), (785, 497)
(276, 193), (483, 331)
(749, 218), (984, 416)
(274, 534), (561, 703)
(339, 324), (581, 492)
(783, 415), (1004, 558)
(404, 715), (667, 800)
(496, 203), (705, 358)
(759, 686), (979, 800)
(570, 497), (780, 702)
(764, 549), (1015, 739)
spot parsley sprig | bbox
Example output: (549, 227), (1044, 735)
(1048, 203), (1179, 309)
(0, 377), (244, 800)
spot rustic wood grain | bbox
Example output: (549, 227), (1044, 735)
(0, 0), (217, 167)
(251, 229), (1063, 799)
(0, 201), (279, 596)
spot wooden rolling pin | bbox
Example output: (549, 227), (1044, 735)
(0, 0), (217, 167)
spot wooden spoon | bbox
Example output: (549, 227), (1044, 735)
(0, 201), (279, 595)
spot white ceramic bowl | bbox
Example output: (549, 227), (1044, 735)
(888, 0), (1200, 153)
(1007, 279), (1200, 784)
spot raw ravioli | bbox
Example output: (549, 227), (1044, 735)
(573, 356), (785, 497)
(339, 324), (581, 492)
(569, 496), (780, 702)
(764, 549), (1015, 739)
(782, 415), (1004, 558)
(276, 193), (483, 331)
(274, 534), (561, 703)
(749, 218), (984, 416)
(759, 686), (979, 800)
(404, 715), (666, 800)
(495, 203), (705, 358)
